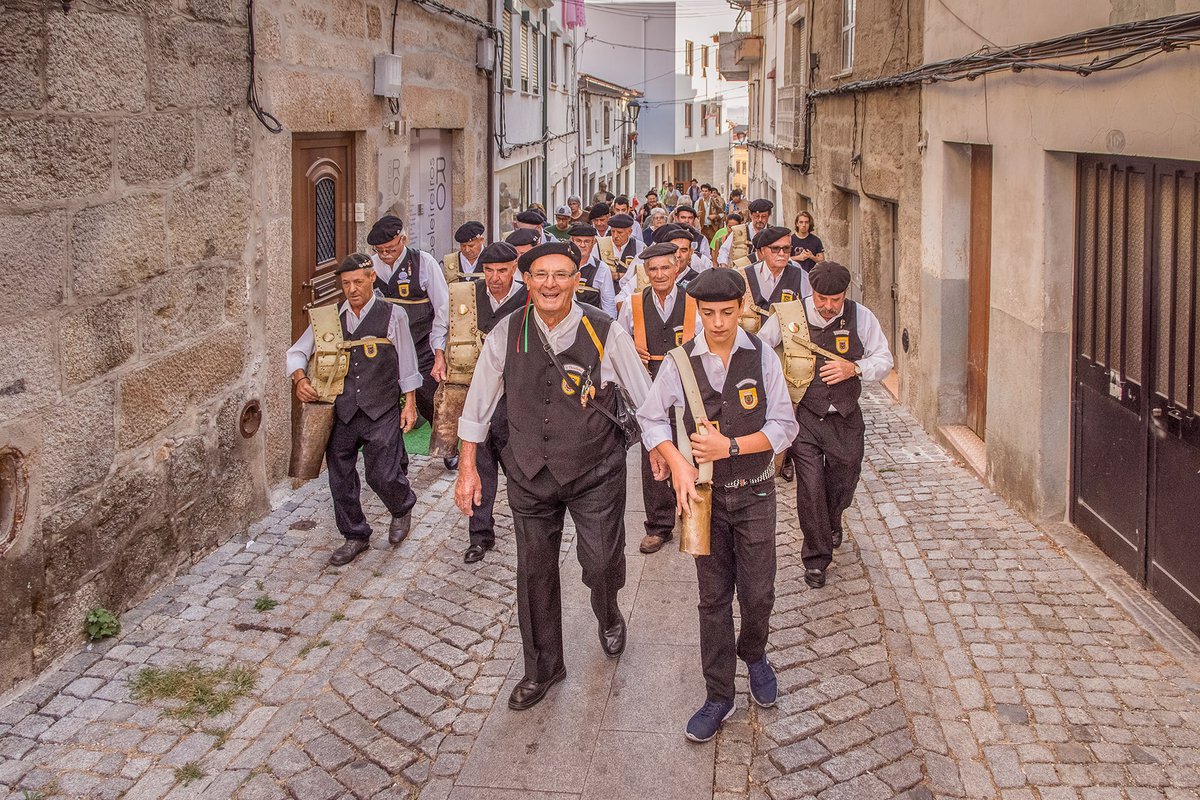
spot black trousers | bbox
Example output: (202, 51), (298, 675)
(640, 446), (677, 541)
(695, 484), (777, 704)
(791, 404), (866, 570)
(506, 448), (628, 683)
(325, 405), (417, 540)
(469, 400), (509, 547)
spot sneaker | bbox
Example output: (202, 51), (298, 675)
(684, 699), (735, 742)
(747, 657), (778, 707)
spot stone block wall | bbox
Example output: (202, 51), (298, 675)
(0, 1), (264, 692)
(0, 0), (490, 692)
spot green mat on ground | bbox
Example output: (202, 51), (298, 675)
(404, 420), (431, 456)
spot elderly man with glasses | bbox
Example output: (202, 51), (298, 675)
(454, 241), (653, 711)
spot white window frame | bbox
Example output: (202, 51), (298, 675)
(840, 0), (856, 74)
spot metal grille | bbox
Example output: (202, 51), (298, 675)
(315, 177), (336, 265)
(1154, 169), (1200, 414)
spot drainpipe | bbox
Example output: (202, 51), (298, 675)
(541, 9), (549, 205)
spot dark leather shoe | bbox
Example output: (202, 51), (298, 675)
(804, 568), (826, 589)
(832, 529), (844, 549)
(443, 456), (459, 470)
(463, 544), (488, 563)
(388, 513), (411, 545)
(508, 665), (566, 710)
(329, 539), (370, 566)
(600, 612), (626, 657)
(639, 533), (671, 554)
(779, 458), (795, 482)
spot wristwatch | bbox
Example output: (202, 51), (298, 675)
(728, 437), (740, 457)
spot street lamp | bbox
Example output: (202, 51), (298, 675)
(627, 100), (641, 123)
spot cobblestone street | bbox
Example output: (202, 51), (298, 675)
(2, 387), (1200, 800)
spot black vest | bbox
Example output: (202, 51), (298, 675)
(679, 335), (774, 485)
(334, 300), (399, 424)
(502, 305), (621, 484)
(376, 249), (433, 367)
(800, 300), (865, 418)
(640, 286), (688, 379)
(476, 281), (529, 335)
(677, 266), (700, 291)
(745, 263), (808, 322)
(576, 260), (604, 310)
(615, 239), (639, 278)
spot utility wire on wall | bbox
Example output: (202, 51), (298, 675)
(246, 0), (282, 133)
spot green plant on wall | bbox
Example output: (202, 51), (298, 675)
(85, 608), (121, 641)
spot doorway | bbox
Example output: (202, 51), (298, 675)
(1072, 155), (1200, 635)
(290, 133), (357, 340)
(966, 146), (992, 439)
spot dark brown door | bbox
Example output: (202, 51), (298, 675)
(1073, 155), (1200, 634)
(291, 133), (357, 341)
(966, 146), (992, 439)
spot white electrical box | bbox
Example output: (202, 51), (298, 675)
(373, 53), (402, 99)
(354, 203), (366, 223)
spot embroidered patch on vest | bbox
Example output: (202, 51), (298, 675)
(398, 283), (410, 298)
(737, 378), (760, 410)
(674, 327), (684, 346)
(834, 331), (851, 354)
(364, 342), (378, 358)
(780, 290), (795, 302)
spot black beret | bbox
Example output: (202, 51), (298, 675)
(608, 214), (635, 229)
(568, 223), (597, 237)
(674, 204), (696, 215)
(752, 225), (792, 250)
(515, 209), (546, 225)
(504, 228), (541, 246)
(479, 242), (519, 264)
(367, 215), (404, 245)
(653, 224), (691, 244)
(809, 261), (852, 295)
(454, 221), (485, 243)
(517, 240), (581, 273)
(639, 242), (679, 262)
(335, 253), (374, 274)
(747, 199), (774, 214)
(588, 203), (611, 220)
(686, 268), (746, 302)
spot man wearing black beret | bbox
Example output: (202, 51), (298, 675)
(504, 227), (541, 261)
(717, 198), (773, 267)
(514, 209), (551, 244)
(442, 220), (486, 283)
(610, 195), (643, 241)
(643, 224), (711, 294)
(637, 267), (798, 742)
(286, 253), (424, 566)
(454, 241), (653, 711)
(601, 214), (645, 306)
(588, 202), (612, 237)
(616, 240), (699, 554)
(738, 225), (812, 332)
(439, 241), (529, 565)
(367, 215), (454, 468)
(757, 261), (893, 588)
(567, 223), (618, 317)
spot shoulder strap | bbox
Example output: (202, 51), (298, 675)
(580, 314), (605, 360)
(631, 291), (648, 355)
(682, 295), (697, 343)
(443, 252), (459, 284)
(667, 347), (713, 484)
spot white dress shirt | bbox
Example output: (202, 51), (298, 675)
(581, 251), (619, 318)
(757, 296), (894, 382)
(483, 280), (524, 312)
(618, 249), (711, 304)
(286, 294), (425, 393)
(615, 286), (703, 340)
(637, 327), (799, 454)
(717, 221), (769, 266)
(457, 301), (653, 443)
(371, 250), (450, 352)
(748, 261), (812, 302)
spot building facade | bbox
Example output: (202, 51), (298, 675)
(577, 74), (641, 201)
(584, 1), (739, 197)
(727, 0), (1200, 635)
(0, 0), (490, 691)
(493, 0), (579, 235)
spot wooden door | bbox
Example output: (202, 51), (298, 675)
(966, 146), (992, 439)
(291, 133), (357, 341)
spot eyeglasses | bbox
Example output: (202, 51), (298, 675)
(762, 245), (791, 255)
(527, 270), (579, 283)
